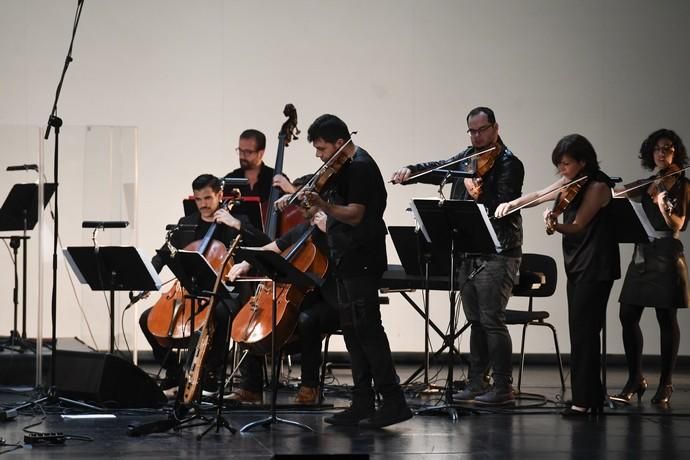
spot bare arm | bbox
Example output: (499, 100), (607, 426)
(550, 181), (611, 235)
(494, 177), (565, 217)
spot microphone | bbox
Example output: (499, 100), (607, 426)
(165, 223), (198, 231)
(123, 291), (150, 311)
(6, 164), (39, 171)
(82, 221), (129, 229)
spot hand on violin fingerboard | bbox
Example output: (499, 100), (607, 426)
(544, 208), (558, 235)
(464, 177), (483, 200)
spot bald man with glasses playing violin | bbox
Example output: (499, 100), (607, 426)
(391, 106), (524, 406)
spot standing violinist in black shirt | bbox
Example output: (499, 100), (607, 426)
(299, 114), (412, 428)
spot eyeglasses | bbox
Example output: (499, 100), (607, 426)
(653, 145), (675, 154)
(235, 147), (258, 156)
(466, 124), (494, 136)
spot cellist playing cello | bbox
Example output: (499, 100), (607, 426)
(139, 174), (270, 395)
(225, 209), (340, 405)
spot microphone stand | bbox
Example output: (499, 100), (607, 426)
(43, 0), (85, 398)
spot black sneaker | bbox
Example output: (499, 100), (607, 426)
(474, 385), (515, 406)
(360, 402), (413, 429)
(324, 405), (375, 426)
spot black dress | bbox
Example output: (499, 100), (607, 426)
(618, 181), (690, 309)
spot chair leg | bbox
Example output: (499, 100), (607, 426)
(545, 322), (566, 395)
(517, 323), (528, 392)
(319, 334), (332, 404)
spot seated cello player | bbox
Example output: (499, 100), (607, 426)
(139, 173), (270, 393)
(225, 209), (340, 405)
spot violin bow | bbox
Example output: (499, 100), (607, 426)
(392, 145), (497, 184)
(612, 165), (690, 198)
(492, 175), (589, 219)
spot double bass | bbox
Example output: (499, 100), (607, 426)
(264, 103), (304, 238)
(146, 195), (239, 348)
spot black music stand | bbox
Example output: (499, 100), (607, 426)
(64, 246), (161, 353)
(388, 226), (449, 392)
(0, 183), (56, 350)
(235, 247), (316, 432)
(169, 249), (240, 439)
(607, 197), (653, 406)
(410, 198), (500, 420)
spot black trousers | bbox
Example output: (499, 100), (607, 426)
(336, 274), (403, 404)
(236, 292), (340, 391)
(566, 278), (613, 408)
(139, 298), (234, 379)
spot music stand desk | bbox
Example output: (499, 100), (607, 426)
(64, 246), (161, 353)
(234, 247), (315, 432)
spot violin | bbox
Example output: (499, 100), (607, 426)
(546, 176), (589, 235)
(264, 104), (304, 239)
(648, 164), (682, 214)
(146, 193), (240, 348)
(473, 143), (501, 178)
(614, 164), (690, 215)
(287, 132), (358, 209)
(467, 143), (501, 198)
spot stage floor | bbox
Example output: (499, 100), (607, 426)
(1, 362), (689, 459)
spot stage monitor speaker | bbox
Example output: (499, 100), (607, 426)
(54, 350), (166, 408)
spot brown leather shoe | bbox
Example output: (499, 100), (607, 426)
(223, 388), (262, 403)
(294, 385), (319, 405)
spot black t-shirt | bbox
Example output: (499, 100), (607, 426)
(223, 163), (278, 202)
(322, 147), (388, 277)
(151, 211), (270, 273)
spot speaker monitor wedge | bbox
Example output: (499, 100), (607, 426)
(54, 350), (166, 408)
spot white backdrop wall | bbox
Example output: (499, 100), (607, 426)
(1, 0), (689, 356)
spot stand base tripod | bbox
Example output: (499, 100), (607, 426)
(14, 386), (105, 413)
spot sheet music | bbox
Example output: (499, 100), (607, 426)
(137, 248), (163, 290)
(628, 199), (669, 241)
(409, 198), (503, 253)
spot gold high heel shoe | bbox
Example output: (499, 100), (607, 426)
(612, 377), (648, 402)
(651, 384), (673, 404)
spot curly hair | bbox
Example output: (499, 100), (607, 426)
(639, 129), (687, 171)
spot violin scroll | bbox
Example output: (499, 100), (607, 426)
(280, 103), (300, 147)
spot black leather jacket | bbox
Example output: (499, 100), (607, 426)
(407, 145), (524, 252)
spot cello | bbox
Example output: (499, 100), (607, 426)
(180, 234), (241, 406)
(146, 194), (240, 348)
(230, 225), (328, 355)
(264, 103), (304, 238)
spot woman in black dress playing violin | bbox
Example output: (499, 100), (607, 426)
(613, 129), (689, 405)
(495, 134), (620, 416)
